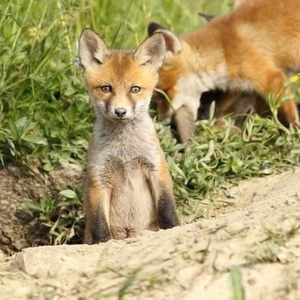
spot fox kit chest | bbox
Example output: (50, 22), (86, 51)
(88, 119), (160, 184)
(109, 159), (159, 239)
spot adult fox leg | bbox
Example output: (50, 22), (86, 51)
(172, 106), (195, 150)
(241, 55), (300, 128)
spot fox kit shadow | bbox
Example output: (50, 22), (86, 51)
(79, 29), (179, 244)
(149, 0), (300, 149)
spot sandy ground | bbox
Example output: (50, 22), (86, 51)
(0, 167), (300, 300)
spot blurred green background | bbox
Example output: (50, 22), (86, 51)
(0, 0), (234, 170)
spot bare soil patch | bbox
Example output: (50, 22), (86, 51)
(0, 167), (299, 299)
(0, 164), (83, 255)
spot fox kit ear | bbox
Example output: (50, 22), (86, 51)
(147, 23), (182, 55)
(133, 33), (166, 70)
(155, 29), (182, 55)
(79, 28), (110, 69)
(198, 12), (216, 23)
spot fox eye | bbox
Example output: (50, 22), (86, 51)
(130, 86), (141, 93)
(100, 85), (112, 93)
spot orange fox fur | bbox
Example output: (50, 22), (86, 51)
(79, 29), (179, 244)
(149, 0), (300, 148)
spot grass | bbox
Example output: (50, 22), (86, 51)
(1, 0), (300, 244)
(229, 267), (245, 300)
(245, 219), (300, 264)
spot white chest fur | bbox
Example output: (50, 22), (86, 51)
(171, 63), (254, 120)
(89, 114), (160, 184)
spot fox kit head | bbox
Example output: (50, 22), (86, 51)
(79, 29), (166, 122)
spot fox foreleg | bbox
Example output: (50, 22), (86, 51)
(84, 182), (112, 244)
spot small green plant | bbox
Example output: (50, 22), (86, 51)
(245, 220), (300, 265)
(25, 184), (84, 244)
(245, 242), (280, 264)
(230, 267), (245, 300)
(262, 221), (300, 246)
(118, 266), (144, 300)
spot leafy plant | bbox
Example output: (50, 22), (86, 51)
(157, 85), (300, 222)
(25, 184), (84, 244)
(0, 0), (93, 170)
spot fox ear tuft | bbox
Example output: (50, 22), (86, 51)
(133, 33), (166, 70)
(79, 28), (110, 69)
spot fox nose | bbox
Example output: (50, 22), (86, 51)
(114, 107), (127, 118)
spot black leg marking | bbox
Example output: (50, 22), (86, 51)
(157, 189), (179, 229)
(92, 205), (112, 243)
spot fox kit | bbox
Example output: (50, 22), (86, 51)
(79, 29), (179, 244)
(149, 0), (300, 148)
(197, 1), (274, 128)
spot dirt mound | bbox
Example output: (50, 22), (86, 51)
(0, 168), (299, 299)
(0, 164), (83, 254)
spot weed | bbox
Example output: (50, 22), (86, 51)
(118, 266), (143, 300)
(245, 242), (280, 264)
(25, 184), (84, 244)
(161, 91), (300, 221)
(229, 267), (245, 300)
(245, 220), (300, 265)
(262, 221), (300, 246)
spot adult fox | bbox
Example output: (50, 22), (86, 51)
(79, 29), (179, 244)
(149, 0), (300, 148)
